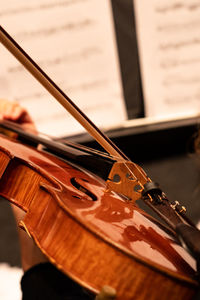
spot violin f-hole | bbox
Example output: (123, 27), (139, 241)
(70, 177), (97, 201)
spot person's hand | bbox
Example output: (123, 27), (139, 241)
(0, 99), (47, 270)
(0, 99), (36, 131)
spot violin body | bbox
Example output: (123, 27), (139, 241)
(0, 133), (198, 299)
(0, 24), (199, 299)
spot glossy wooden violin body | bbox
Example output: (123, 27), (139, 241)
(0, 25), (199, 299)
(0, 131), (198, 299)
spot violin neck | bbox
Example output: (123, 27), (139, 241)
(0, 120), (116, 180)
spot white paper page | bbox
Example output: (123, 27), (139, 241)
(0, 0), (126, 137)
(134, 0), (200, 119)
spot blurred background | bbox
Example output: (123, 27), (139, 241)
(0, 1), (200, 299)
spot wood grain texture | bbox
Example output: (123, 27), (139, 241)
(25, 192), (197, 300)
(0, 135), (198, 299)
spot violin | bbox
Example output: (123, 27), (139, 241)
(0, 25), (199, 300)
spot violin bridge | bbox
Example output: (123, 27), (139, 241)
(106, 161), (150, 202)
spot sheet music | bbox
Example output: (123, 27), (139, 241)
(0, 0), (126, 136)
(134, 0), (200, 118)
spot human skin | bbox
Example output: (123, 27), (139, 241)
(0, 99), (48, 271)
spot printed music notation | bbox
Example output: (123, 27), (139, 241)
(0, 0), (88, 17)
(134, 0), (200, 119)
(0, 0), (126, 137)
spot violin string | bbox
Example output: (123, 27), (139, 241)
(0, 119), (149, 194)
(0, 119), (122, 161)
(0, 25), (129, 162)
(0, 26), (149, 194)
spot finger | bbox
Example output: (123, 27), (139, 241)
(0, 99), (36, 130)
(3, 103), (25, 121)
